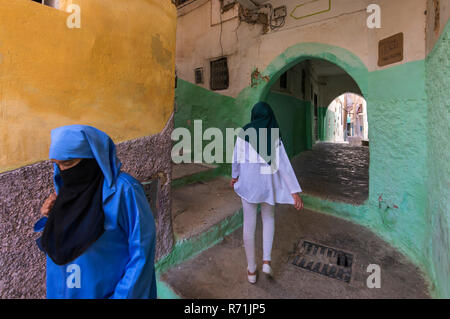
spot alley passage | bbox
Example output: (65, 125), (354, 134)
(291, 142), (369, 205)
(161, 206), (429, 299)
(163, 145), (430, 299)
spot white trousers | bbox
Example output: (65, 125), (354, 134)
(241, 198), (275, 273)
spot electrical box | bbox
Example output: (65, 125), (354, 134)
(274, 6), (287, 19)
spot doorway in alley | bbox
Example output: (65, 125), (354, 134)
(324, 93), (369, 144)
(267, 59), (369, 205)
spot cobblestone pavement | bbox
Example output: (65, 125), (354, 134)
(291, 142), (369, 205)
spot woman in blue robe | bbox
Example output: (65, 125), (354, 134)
(34, 125), (157, 299)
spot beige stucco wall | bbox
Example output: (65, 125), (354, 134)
(176, 0), (428, 98)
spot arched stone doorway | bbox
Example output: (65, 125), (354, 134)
(235, 42), (370, 144)
(267, 58), (369, 204)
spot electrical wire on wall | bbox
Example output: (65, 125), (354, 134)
(264, 3), (286, 30)
(218, 0), (239, 57)
(219, 2), (224, 57)
(238, 2), (286, 33)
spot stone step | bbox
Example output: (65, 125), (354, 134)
(172, 163), (218, 180)
(171, 176), (242, 241)
(171, 163), (220, 188)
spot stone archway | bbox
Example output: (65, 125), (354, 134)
(235, 42), (369, 111)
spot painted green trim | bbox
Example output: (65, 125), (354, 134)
(156, 277), (181, 299)
(172, 165), (223, 188)
(172, 164), (232, 189)
(234, 42), (369, 133)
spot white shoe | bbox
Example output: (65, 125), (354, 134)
(247, 270), (257, 284)
(262, 263), (273, 277)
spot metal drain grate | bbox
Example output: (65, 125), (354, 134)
(287, 240), (354, 283)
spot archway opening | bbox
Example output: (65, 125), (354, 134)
(324, 93), (369, 144)
(266, 58), (369, 205)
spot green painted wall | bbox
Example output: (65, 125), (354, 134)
(175, 79), (243, 172)
(175, 81), (311, 162)
(175, 80), (238, 131)
(366, 59), (431, 289)
(305, 104), (313, 149)
(425, 21), (450, 299)
(267, 91), (309, 157)
(174, 40), (449, 298)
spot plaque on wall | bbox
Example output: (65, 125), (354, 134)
(378, 33), (404, 67)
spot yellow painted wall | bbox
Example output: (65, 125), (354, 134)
(0, 0), (177, 172)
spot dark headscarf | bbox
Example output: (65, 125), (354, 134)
(240, 102), (281, 164)
(41, 159), (105, 265)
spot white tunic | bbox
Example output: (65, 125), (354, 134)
(232, 137), (302, 205)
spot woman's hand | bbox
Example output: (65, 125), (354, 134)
(40, 192), (57, 217)
(230, 177), (239, 187)
(292, 193), (304, 211)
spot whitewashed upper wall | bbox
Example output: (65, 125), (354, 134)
(176, 0), (429, 98)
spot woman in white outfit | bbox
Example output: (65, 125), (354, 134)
(231, 102), (303, 284)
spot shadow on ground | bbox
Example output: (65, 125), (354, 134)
(161, 206), (429, 299)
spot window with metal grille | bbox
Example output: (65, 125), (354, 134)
(195, 68), (204, 84)
(210, 58), (229, 91)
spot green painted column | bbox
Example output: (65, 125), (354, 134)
(305, 103), (313, 150)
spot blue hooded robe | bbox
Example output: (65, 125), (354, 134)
(34, 125), (157, 299)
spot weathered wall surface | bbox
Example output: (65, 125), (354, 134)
(0, 118), (174, 298)
(0, 0), (176, 172)
(425, 0), (450, 55)
(425, 20), (449, 299)
(176, 0), (427, 98)
(366, 59), (430, 281)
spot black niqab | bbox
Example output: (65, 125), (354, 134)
(41, 159), (105, 265)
